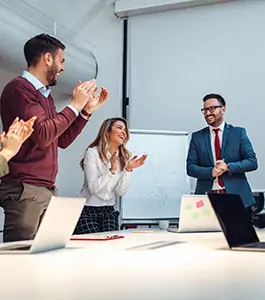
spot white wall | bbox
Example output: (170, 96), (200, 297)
(127, 0), (265, 190)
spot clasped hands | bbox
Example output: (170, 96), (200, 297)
(212, 159), (228, 178)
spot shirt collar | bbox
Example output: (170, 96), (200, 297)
(21, 70), (51, 98)
(209, 121), (225, 132)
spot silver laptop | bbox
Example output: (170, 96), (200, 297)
(0, 196), (86, 254)
(168, 195), (221, 233)
(208, 193), (265, 251)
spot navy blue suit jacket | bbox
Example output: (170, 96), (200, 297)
(186, 123), (258, 207)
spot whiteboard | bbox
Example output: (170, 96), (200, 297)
(121, 129), (191, 220)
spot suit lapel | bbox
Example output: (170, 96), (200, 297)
(204, 127), (214, 165)
(221, 123), (230, 157)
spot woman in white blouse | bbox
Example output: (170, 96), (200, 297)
(75, 117), (147, 234)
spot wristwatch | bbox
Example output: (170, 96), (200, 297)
(81, 109), (92, 119)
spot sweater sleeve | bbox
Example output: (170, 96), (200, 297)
(58, 114), (88, 149)
(0, 154), (9, 178)
(9, 85), (78, 148)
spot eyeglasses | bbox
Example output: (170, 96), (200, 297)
(201, 105), (223, 114)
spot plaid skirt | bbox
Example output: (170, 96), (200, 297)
(74, 205), (119, 234)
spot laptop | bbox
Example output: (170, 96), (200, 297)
(0, 196), (86, 254)
(208, 193), (265, 251)
(168, 195), (221, 233)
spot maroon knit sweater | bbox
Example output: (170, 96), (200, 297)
(0, 76), (88, 187)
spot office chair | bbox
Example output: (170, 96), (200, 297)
(251, 192), (265, 228)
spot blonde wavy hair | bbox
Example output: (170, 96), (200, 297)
(80, 117), (131, 171)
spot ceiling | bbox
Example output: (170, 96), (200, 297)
(3, 0), (111, 32)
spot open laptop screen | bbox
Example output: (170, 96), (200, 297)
(207, 193), (259, 248)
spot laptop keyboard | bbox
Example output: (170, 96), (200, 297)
(243, 242), (265, 249)
(0, 244), (31, 250)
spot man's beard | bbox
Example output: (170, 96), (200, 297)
(46, 64), (59, 87)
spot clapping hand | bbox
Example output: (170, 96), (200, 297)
(21, 116), (36, 142)
(71, 80), (97, 111)
(83, 85), (109, 114)
(126, 154), (148, 172)
(0, 116), (37, 161)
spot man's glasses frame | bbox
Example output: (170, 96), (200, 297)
(201, 105), (223, 114)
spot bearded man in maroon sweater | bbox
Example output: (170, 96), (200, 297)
(0, 33), (108, 242)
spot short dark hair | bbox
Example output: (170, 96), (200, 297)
(202, 93), (226, 107)
(24, 33), (65, 67)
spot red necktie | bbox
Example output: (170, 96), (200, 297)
(213, 128), (224, 188)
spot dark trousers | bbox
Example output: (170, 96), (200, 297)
(0, 181), (57, 242)
(246, 206), (253, 219)
(74, 205), (119, 234)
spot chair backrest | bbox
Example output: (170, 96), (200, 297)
(252, 192), (265, 214)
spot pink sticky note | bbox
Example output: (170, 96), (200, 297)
(196, 200), (204, 209)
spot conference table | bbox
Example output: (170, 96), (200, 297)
(0, 229), (265, 300)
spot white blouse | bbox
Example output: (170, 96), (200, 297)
(79, 147), (132, 207)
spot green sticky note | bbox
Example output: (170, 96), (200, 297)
(191, 212), (200, 219)
(203, 209), (211, 216)
(185, 204), (193, 211)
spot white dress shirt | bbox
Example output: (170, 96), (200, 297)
(209, 122), (225, 190)
(79, 147), (132, 207)
(21, 70), (52, 98)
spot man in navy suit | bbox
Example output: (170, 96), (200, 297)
(186, 93), (258, 209)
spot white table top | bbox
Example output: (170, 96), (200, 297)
(252, 189), (265, 193)
(1, 229), (265, 300)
